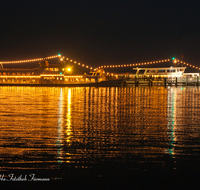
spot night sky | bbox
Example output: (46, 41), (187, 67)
(0, 0), (200, 71)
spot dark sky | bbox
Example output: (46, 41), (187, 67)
(0, 0), (200, 70)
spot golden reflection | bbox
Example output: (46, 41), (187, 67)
(66, 88), (72, 144)
(1, 86), (200, 172)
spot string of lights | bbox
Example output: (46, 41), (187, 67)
(0, 55), (60, 64)
(173, 59), (200, 71)
(93, 58), (171, 71)
(1, 54), (200, 72)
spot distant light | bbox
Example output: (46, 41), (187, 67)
(172, 57), (175, 60)
(60, 72), (62, 74)
(67, 68), (71, 72)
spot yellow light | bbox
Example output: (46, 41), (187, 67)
(60, 58), (63, 61)
(74, 61), (76, 63)
(67, 68), (71, 72)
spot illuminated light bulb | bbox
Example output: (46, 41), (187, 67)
(133, 64), (134, 66)
(78, 63), (80, 65)
(74, 61), (76, 63)
(193, 66), (195, 68)
(156, 61), (158, 63)
(183, 62), (186, 64)
(118, 65), (120, 67)
(180, 61), (183, 63)
(104, 66), (106, 68)
(187, 64), (189, 65)
(150, 62), (152, 64)
(196, 67), (198, 69)
(141, 63), (143, 65)
(190, 65), (192, 67)
(90, 67), (93, 69)
(165, 60), (167, 62)
(101, 66), (103, 68)
(70, 60), (72, 62)
(147, 62), (149, 64)
(115, 65), (117, 67)
(159, 61), (161, 63)
(136, 64), (137, 66)
(130, 64), (132, 66)
(153, 61), (155, 63)
(107, 66), (109, 67)
(86, 66), (88, 68)
(66, 58), (69, 60)
(127, 64), (129, 66)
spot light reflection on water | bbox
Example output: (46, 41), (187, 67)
(0, 86), (200, 176)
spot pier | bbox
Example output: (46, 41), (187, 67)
(124, 76), (200, 87)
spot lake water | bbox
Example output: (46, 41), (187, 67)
(0, 86), (200, 189)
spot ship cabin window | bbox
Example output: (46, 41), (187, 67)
(60, 77), (62, 80)
(3, 72), (6, 75)
(157, 70), (165, 73)
(45, 68), (49, 71)
(54, 68), (58, 71)
(138, 70), (145, 74)
(167, 69), (176, 72)
(132, 70), (137, 74)
(147, 70), (155, 73)
(12, 73), (16, 75)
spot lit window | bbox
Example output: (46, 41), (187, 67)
(54, 68), (58, 71)
(60, 78), (62, 80)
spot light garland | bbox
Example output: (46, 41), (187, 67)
(0, 55), (60, 64)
